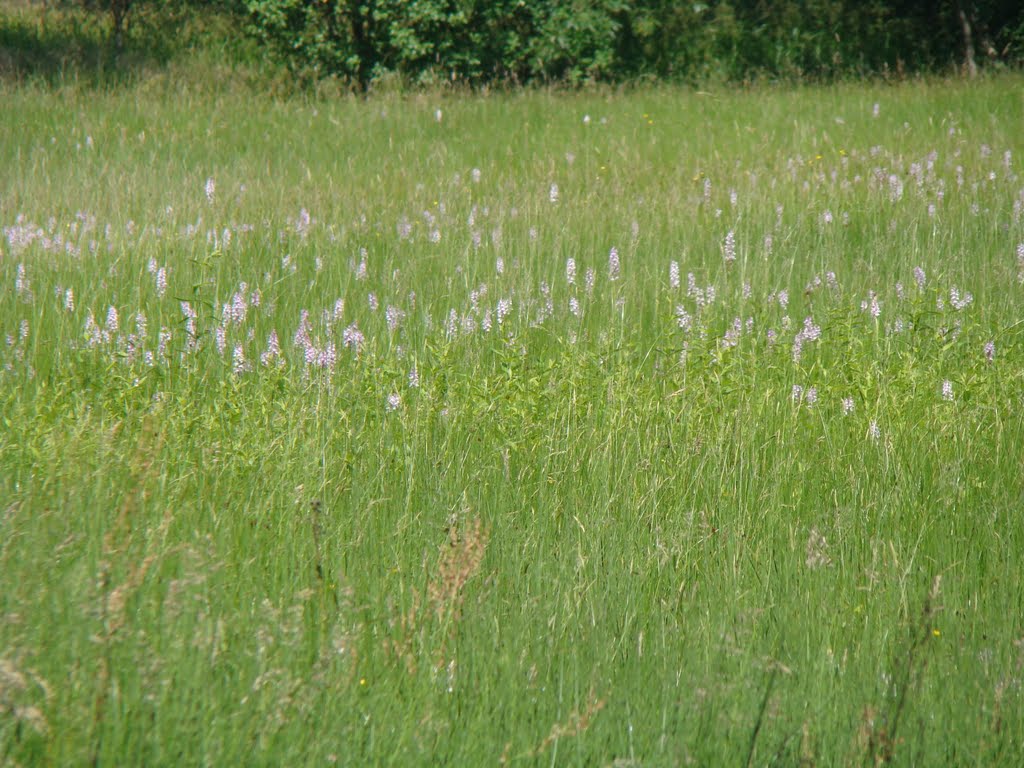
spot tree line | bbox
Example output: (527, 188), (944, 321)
(65, 0), (1024, 88)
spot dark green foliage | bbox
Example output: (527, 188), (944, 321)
(36, 0), (1024, 86)
(241, 0), (632, 88)
(47, 1), (241, 45)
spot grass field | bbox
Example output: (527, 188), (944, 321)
(2, 71), (1024, 765)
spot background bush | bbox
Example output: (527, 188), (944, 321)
(239, 0), (1024, 89)
(15, 0), (1024, 88)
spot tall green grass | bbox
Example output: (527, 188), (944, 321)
(1, 74), (1023, 765)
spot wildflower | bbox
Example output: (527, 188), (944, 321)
(204, 177), (215, 204)
(777, 289), (789, 310)
(566, 258), (576, 285)
(105, 306), (119, 336)
(231, 290), (247, 325)
(342, 323), (364, 352)
(764, 233), (773, 259)
(318, 342), (336, 372)
(260, 330), (281, 367)
(64, 288), (75, 313)
(293, 209), (311, 239)
(868, 420), (881, 441)
(608, 246), (620, 281)
(842, 397), (855, 415)
(15, 264), (29, 296)
(792, 384), (803, 403)
(540, 281), (554, 322)
(355, 250), (368, 280)
(155, 267), (168, 298)
(669, 261), (680, 289)
(585, 268), (596, 296)
(495, 256), (504, 275)
(386, 392), (402, 411)
(469, 285), (486, 313)
(984, 340), (995, 362)
(408, 363), (419, 388)
(303, 340), (318, 366)
(496, 298), (513, 326)
(888, 175), (903, 202)
(215, 326), (227, 356)
(913, 266), (926, 290)
(723, 230), (736, 263)
(799, 316), (821, 342)
(232, 345), (246, 375)
(569, 297), (580, 317)
(293, 309), (312, 351)
(861, 292), (881, 318)
(949, 287), (973, 310)
(471, 168), (481, 183)
(157, 328), (171, 360)
(385, 305), (405, 333)
(805, 387), (818, 408)
(942, 380), (954, 401)
(549, 183), (559, 204)
(723, 317), (742, 348)
(84, 312), (101, 347)
(367, 293), (379, 312)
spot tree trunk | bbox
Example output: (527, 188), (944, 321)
(346, 1), (376, 93)
(109, 0), (133, 53)
(957, 5), (978, 78)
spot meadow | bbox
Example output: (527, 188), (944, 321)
(2, 73), (1024, 765)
